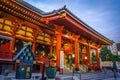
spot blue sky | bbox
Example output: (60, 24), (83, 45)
(25, 0), (120, 42)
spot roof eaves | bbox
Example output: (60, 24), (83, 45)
(12, 0), (45, 16)
(60, 8), (113, 44)
(10, 0), (113, 44)
(42, 7), (113, 44)
(41, 6), (66, 17)
(42, 10), (58, 17)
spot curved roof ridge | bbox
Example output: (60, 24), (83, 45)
(13, 0), (45, 14)
(40, 6), (66, 17)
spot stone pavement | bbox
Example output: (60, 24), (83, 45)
(0, 69), (120, 80)
(103, 78), (120, 80)
(55, 70), (120, 80)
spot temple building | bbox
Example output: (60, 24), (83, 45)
(0, 0), (113, 74)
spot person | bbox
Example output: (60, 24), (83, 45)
(112, 61), (118, 79)
(112, 61), (117, 72)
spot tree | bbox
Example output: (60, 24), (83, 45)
(110, 54), (120, 62)
(99, 47), (112, 61)
(100, 47), (120, 61)
(91, 51), (96, 61)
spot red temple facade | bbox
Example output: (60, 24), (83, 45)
(0, 0), (113, 74)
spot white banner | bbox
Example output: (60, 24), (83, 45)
(60, 50), (64, 68)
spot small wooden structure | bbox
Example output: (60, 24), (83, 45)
(13, 44), (36, 79)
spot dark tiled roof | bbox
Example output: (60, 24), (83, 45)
(13, 0), (45, 14)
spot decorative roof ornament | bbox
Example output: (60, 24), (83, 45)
(52, 10), (59, 15)
(63, 5), (67, 9)
(60, 12), (66, 18)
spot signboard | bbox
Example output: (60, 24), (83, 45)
(60, 50), (64, 68)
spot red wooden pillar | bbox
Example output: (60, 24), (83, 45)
(11, 24), (19, 71)
(87, 45), (91, 67)
(32, 29), (41, 53)
(50, 37), (54, 56)
(55, 26), (63, 69)
(96, 48), (100, 69)
(32, 42), (36, 53)
(10, 24), (19, 58)
(50, 45), (53, 56)
(9, 39), (15, 58)
(32, 36), (36, 53)
(74, 36), (79, 70)
(14, 63), (17, 71)
(56, 32), (61, 68)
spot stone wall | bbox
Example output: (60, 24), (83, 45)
(102, 61), (120, 68)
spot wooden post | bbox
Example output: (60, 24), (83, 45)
(10, 23), (19, 58)
(56, 31), (61, 68)
(50, 37), (54, 56)
(32, 42), (36, 53)
(87, 45), (91, 67)
(9, 39), (15, 58)
(14, 63), (17, 71)
(55, 26), (63, 69)
(74, 36), (79, 70)
(96, 48), (100, 69)
(32, 28), (41, 53)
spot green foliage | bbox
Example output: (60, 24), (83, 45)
(91, 51), (96, 61)
(100, 47), (111, 61)
(110, 55), (120, 62)
(100, 47), (120, 61)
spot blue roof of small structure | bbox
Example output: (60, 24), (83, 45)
(13, 44), (36, 64)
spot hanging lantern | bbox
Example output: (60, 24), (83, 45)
(72, 54), (75, 58)
(64, 43), (72, 53)
(84, 56), (88, 60)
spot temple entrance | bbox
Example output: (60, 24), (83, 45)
(64, 54), (74, 69)
(78, 44), (89, 72)
(62, 38), (75, 73)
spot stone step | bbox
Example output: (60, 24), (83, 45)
(63, 68), (73, 74)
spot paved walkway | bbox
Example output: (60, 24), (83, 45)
(0, 69), (120, 80)
(55, 70), (120, 80)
